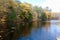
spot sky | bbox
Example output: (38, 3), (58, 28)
(20, 0), (60, 12)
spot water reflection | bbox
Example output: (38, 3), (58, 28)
(18, 20), (60, 40)
(17, 22), (32, 38)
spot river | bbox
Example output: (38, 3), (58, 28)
(17, 20), (60, 40)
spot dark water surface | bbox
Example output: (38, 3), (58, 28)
(18, 20), (60, 40)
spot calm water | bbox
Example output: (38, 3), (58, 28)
(17, 20), (60, 40)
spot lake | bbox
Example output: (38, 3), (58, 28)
(17, 20), (60, 40)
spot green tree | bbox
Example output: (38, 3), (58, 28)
(32, 6), (43, 19)
(41, 12), (47, 21)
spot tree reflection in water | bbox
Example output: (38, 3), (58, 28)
(17, 21), (51, 40)
(42, 22), (50, 27)
(17, 22), (33, 40)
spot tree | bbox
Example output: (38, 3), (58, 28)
(41, 12), (47, 21)
(18, 3), (33, 22)
(32, 6), (43, 19)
